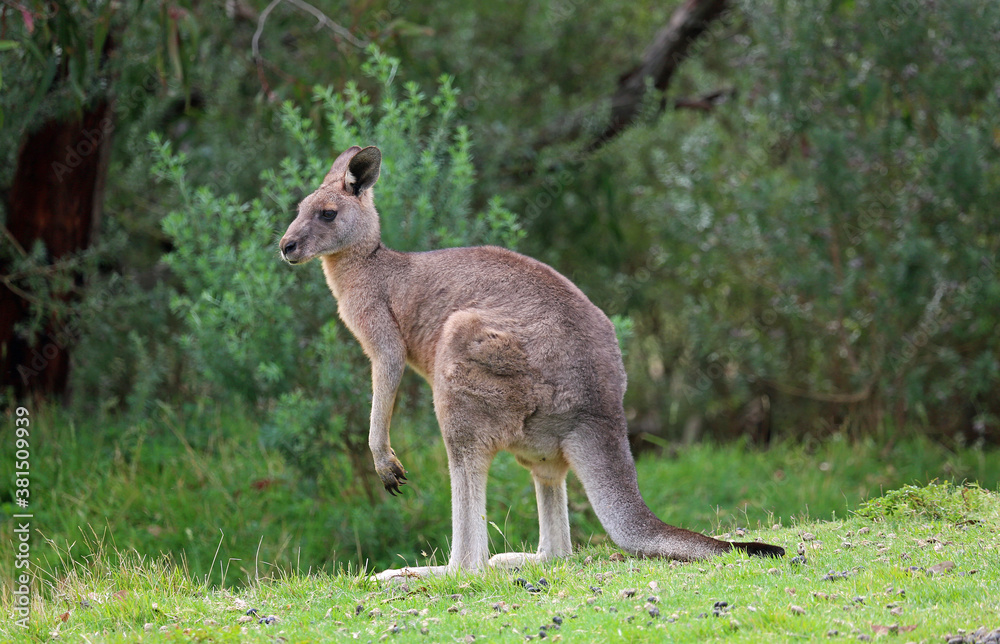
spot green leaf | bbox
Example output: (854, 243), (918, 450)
(92, 4), (112, 62)
(25, 54), (59, 125)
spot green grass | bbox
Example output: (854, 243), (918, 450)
(2, 482), (998, 643)
(1, 406), (999, 641)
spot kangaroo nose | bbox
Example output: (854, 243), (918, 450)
(282, 239), (297, 256)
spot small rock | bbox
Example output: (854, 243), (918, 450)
(583, 556), (593, 565)
(609, 553), (626, 562)
(927, 561), (955, 577)
(648, 606), (660, 618)
(802, 533), (816, 541)
(790, 556), (807, 565)
(620, 588), (637, 598)
(768, 568), (781, 575)
(790, 605), (805, 615)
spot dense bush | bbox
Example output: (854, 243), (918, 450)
(148, 48), (522, 479)
(525, 0), (1000, 445)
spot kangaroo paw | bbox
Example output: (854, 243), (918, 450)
(732, 541), (785, 558)
(375, 452), (408, 495)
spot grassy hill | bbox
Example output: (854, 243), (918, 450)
(3, 482), (998, 643)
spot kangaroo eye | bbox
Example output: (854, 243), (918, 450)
(319, 209), (338, 221)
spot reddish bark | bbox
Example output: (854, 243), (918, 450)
(0, 99), (113, 400)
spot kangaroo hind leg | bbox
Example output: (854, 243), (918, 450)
(434, 310), (541, 573)
(489, 458), (573, 568)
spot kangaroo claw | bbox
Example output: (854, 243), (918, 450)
(376, 453), (408, 496)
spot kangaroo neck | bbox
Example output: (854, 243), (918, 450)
(320, 239), (383, 301)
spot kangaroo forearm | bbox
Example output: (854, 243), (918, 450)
(368, 355), (404, 453)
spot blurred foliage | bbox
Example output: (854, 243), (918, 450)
(2, 0), (998, 454)
(499, 0), (1000, 445)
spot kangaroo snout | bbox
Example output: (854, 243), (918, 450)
(280, 235), (307, 264)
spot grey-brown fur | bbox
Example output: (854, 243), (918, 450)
(280, 145), (784, 578)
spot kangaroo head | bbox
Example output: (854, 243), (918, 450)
(280, 145), (382, 264)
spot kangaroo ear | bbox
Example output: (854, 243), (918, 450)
(325, 145), (362, 185)
(346, 146), (381, 197)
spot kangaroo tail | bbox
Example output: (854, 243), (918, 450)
(563, 422), (784, 561)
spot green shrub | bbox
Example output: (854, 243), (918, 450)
(856, 481), (995, 524)
(151, 47), (522, 478)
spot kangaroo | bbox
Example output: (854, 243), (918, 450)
(279, 145), (784, 579)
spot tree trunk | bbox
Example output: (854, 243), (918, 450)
(0, 99), (113, 401)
